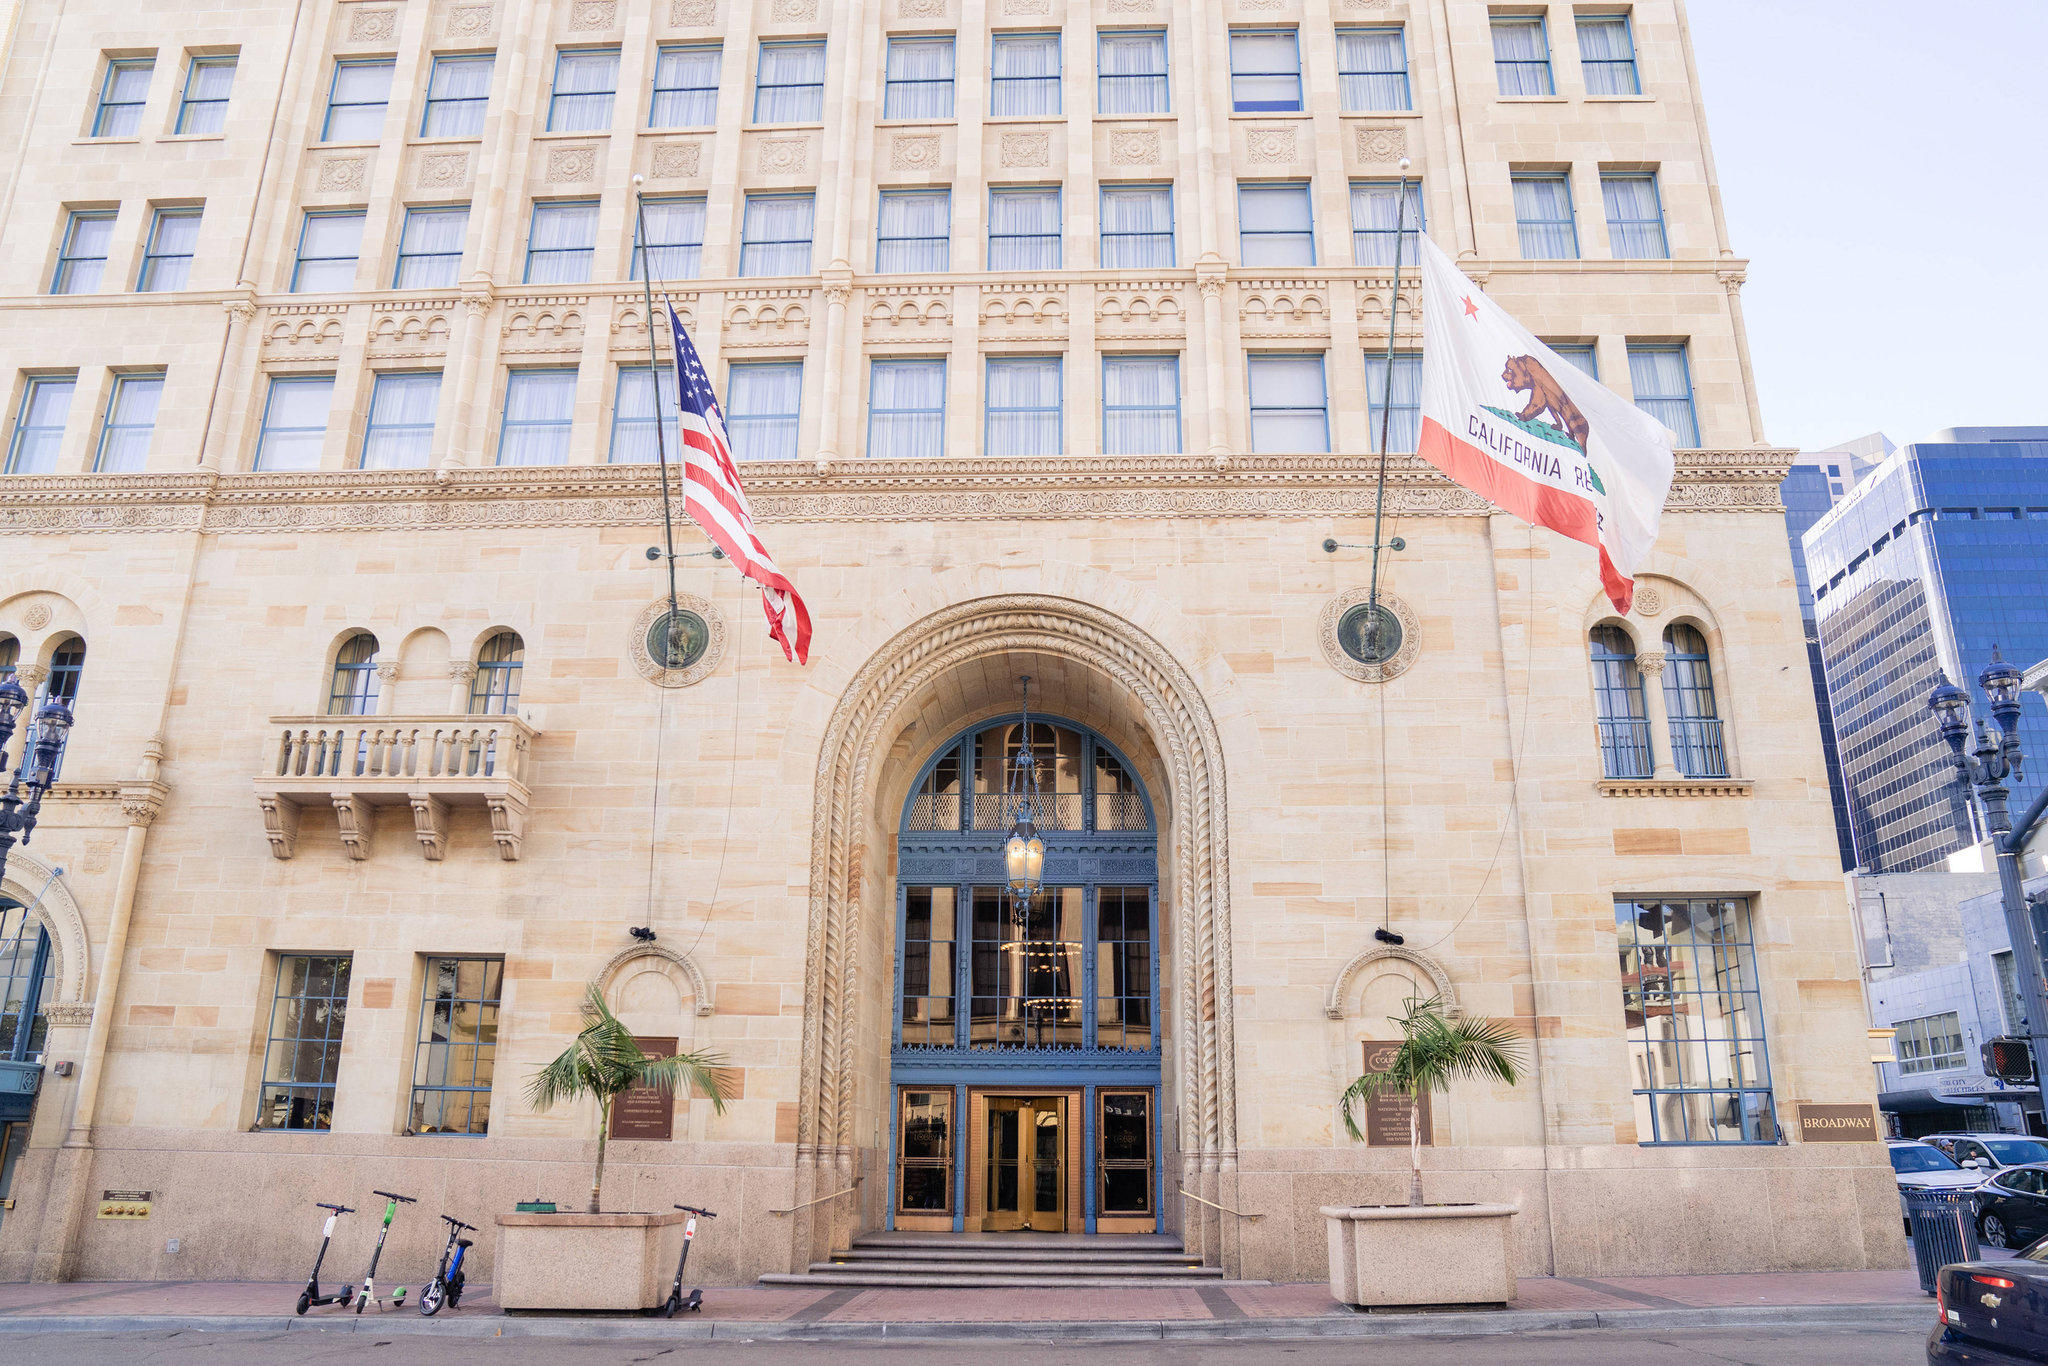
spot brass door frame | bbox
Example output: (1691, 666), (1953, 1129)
(979, 1093), (1068, 1231)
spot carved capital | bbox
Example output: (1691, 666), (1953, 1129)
(1196, 275), (1226, 299)
(331, 793), (373, 860)
(1634, 650), (1669, 677)
(118, 779), (168, 828)
(374, 661), (400, 682)
(408, 791), (449, 861)
(486, 792), (526, 860)
(257, 794), (300, 860)
(14, 665), (47, 691)
(224, 297), (258, 324)
(42, 1002), (94, 1027)
(823, 282), (852, 305)
(447, 662), (479, 683)
(1717, 268), (1747, 292)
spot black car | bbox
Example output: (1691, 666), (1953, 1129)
(1976, 1164), (2048, 1250)
(1929, 1239), (2048, 1363)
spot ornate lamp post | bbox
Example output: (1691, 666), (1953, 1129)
(0, 675), (74, 883)
(1928, 651), (2048, 1113)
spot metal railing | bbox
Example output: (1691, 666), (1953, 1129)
(1669, 717), (1728, 779)
(1597, 719), (1654, 779)
(271, 716), (536, 786)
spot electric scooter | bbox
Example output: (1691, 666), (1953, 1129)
(351, 1189), (418, 1313)
(295, 1202), (355, 1315)
(661, 1204), (717, 1316)
(418, 1214), (475, 1316)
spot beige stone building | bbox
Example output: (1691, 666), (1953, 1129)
(0, 0), (1901, 1289)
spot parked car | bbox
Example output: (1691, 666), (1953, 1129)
(1974, 1164), (2048, 1249)
(1893, 1141), (1992, 1230)
(1928, 1238), (2048, 1363)
(1926, 1134), (2048, 1172)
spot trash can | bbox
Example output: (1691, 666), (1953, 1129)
(1903, 1187), (1981, 1295)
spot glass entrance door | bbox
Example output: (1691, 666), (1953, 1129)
(983, 1095), (1065, 1231)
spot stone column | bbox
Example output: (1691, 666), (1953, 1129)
(375, 662), (400, 716)
(1635, 650), (1679, 780)
(812, 272), (852, 467)
(447, 662), (478, 715)
(1718, 269), (1766, 446)
(201, 297), (262, 471)
(1196, 264), (1230, 464)
(4, 665), (46, 773)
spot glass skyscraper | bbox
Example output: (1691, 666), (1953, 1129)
(1781, 462), (1857, 868)
(1805, 428), (2048, 872)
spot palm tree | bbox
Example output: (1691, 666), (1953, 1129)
(1339, 994), (1525, 1208)
(527, 983), (729, 1214)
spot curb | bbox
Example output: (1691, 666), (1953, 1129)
(0, 1300), (1934, 1343)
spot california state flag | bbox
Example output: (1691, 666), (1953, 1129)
(1418, 237), (1675, 613)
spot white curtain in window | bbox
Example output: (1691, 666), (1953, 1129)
(9, 379), (74, 474)
(991, 34), (1060, 116)
(869, 360), (946, 459)
(550, 50), (619, 131)
(739, 195), (815, 276)
(295, 213), (364, 291)
(141, 212), (202, 289)
(1337, 29), (1408, 110)
(877, 191), (950, 273)
(1100, 187), (1172, 268)
(528, 202), (598, 283)
(425, 56), (493, 135)
(1551, 346), (1599, 379)
(97, 375), (163, 471)
(986, 358), (1061, 457)
(610, 367), (681, 463)
(1491, 19), (1551, 95)
(652, 46), (721, 126)
(1097, 32), (1166, 114)
(58, 215), (114, 293)
(728, 362), (803, 461)
(1577, 17), (1638, 95)
(885, 38), (954, 120)
(499, 371), (577, 466)
(183, 59), (236, 132)
(1229, 32), (1298, 109)
(1247, 356), (1326, 454)
(1238, 185), (1313, 266)
(396, 208), (468, 288)
(1628, 348), (1698, 445)
(635, 198), (705, 280)
(1365, 353), (1422, 453)
(362, 373), (441, 469)
(1349, 182), (1422, 267)
(326, 62), (392, 140)
(1602, 176), (1666, 258)
(1102, 356), (1178, 454)
(988, 188), (1060, 270)
(1512, 178), (1575, 259)
(256, 377), (333, 471)
(755, 43), (825, 123)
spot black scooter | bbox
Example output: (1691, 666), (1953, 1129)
(661, 1204), (717, 1316)
(352, 1189), (418, 1313)
(295, 1201), (355, 1315)
(419, 1214), (475, 1316)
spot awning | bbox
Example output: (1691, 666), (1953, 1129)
(1880, 1087), (2040, 1113)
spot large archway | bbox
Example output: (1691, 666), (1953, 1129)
(794, 595), (1239, 1266)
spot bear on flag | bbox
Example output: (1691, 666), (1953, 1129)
(1416, 236), (1675, 613)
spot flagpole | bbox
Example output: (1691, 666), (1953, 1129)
(1365, 156), (1415, 644)
(631, 175), (684, 628)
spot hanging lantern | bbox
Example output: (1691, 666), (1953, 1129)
(1004, 675), (1045, 904)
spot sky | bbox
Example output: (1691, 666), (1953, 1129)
(1684, 1), (2048, 451)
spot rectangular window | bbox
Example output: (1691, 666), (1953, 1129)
(291, 210), (365, 292)
(410, 957), (502, 1136)
(1098, 1090), (1153, 1214)
(608, 364), (680, 464)
(754, 40), (825, 123)
(393, 205), (468, 289)
(322, 58), (394, 141)
(651, 44), (721, 127)
(1349, 180), (1422, 268)
(1995, 952), (2025, 1034)
(1616, 897), (1778, 1144)
(1550, 343), (1599, 379)
(258, 955), (352, 1132)
(51, 211), (115, 294)
(877, 189), (950, 273)
(1230, 30), (1300, 112)
(1099, 184), (1173, 268)
(727, 361), (803, 462)
(1491, 16), (1554, 96)
(6, 376), (76, 475)
(632, 196), (706, 280)
(895, 1087), (954, 1213)
(138, 207), (202, 291)
(1895, 1012), (1966, 1075)
(988, 186), (1061, 271)
(869, 358), (946, 459)
(1237, 182), (1313, 266)
(1366, 351), (1421, 453)
(1102, 354), (1180, 455)
(422, 53), (494, 136)
(524, 200), (598, 284)
(498, 369), (578, 466)
(96, 372), (164, 472)
(1512, 172), (1578, 259)
(900, 887), (957, 1048)
(1337, 27), (1410, 111)
(254, 375), (334, 471)
(548, 48), (619, 132)
(970, 887), (1083, 1046)
(1602, 172), (1668, 259)
(361, 371), (442, 469)
(93, 57), (153, 137)
(1628, 343), (1700, 446)
(1247, 354), (1327, 454)
(176, 55), (236, 134)
(985, 356), (1061, 458)
(1096, 888), (1153, 1051)
(1578, 14), (1641, 96)
(1097, 29), (1166, 114)
(738, 193), (816, 277)
(884, 36), (954, 120)
(991, 32), (1060, 116)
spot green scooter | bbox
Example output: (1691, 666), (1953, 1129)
(351, 1190), (418, 1313)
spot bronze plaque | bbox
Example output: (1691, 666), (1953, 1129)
(1798, 1102), (1880, 1143)
(609, 1036), (678, 1141)
(1360, 1042), (1431, 1148)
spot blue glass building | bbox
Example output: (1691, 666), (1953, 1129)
(1781, 463), (1858, 869)
(1805, 428), (2048, 872)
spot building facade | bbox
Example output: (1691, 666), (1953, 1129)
(0, 0), (1900, 1287)
(1780, 458), (1855, 869)
(1805, 428), (2048, 874)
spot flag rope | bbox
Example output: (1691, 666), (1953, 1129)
(631, 181), (685, 631)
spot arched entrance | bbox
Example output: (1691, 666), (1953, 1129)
(889, 713), (1160, 1233)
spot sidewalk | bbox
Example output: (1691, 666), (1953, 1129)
(0, 1267), (1940, 1343)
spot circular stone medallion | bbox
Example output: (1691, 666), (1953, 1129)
(1319, 589), (1421, 684)
(630, 592), (727, 687)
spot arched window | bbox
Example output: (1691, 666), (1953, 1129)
(38, 637), (84, 779)
(1589, 626), (1651, 778)
(1662, 624), (1727, 778)
(0, 636), (16, 684)
(468, 632), (523, 715)
(327, 633), (380, 715)
(0, 897), (56, 1064)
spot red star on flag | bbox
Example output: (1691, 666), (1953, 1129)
(1461, 295), (1480, 320)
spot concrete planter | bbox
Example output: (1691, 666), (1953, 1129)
(1321, 1203), (1517, 1309)
(494, 1210), (687, 1312)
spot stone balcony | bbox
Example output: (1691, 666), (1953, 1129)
(253, 715), (539, 862)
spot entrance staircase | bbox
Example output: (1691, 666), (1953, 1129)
(759, 1230), (1225, 1288)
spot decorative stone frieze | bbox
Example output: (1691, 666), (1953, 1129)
(1245, 125), (1298, 164)
(347, 6), (399, 41)
(889, 134), (942, 172)
(1107, 129), (1162, 166)
(757, 137), (811, 176)
(316, 157), (370, 194)
(669, 0), (715, 24)
(445, 3), (496, 36)
(416, 151), (472, 191)
(649, 141), (703, 179)
(998, 131), (1050, 169)
(1597, 777), (1756, 798)
(567, 0), (618, 30)
(769, 0), (817, 19)
(1354, 126), (1408, 164)
(545, 144), (600, 184)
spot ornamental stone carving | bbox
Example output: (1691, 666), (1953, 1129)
(1326, 943), (1458, 1020)
(0, 850), (88, 1005)
(447, 3), (495, 35)
(1632, 585), (1665, 618)
(769, 0), (817, 19)
(629, 592), (728, 688)
(670, 0), (715, 23)
(1106, 0), (1156, 11)
(21, 601), (52, 630)
(417, 152), (471, 189)
(1342, 0), (1391, 9)
(1108, 129), (1161, 166)
(757, 137), (810, 175)
(1246, 126), (1298, 164)
(650, 141), (702, 178)
(999, 131), (1050, 168)
(1634, 650), (1668, 678)
(545, 145), (599, 184)
(890, 134), (942, 171)
(316, 157), (369, 193)
(599, 943), (716, 1016)
(898, 0), (946, 15)
(347, 6), (399, 41)
(567, 0), (618, 30)
(1318, 587), (1422, 684)
(1003, 0), (1051, 13)
(1355, 126), (1408, 163)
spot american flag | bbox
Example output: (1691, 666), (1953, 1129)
(665, 302), (811, 665)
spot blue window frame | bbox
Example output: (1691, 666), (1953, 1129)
(37, 640), (82, 779)
(877, 189), (951, 273)
(51, 211), (115, 295)
(176, 55), (236, 134)
(394, 205), (468, 288)
(1099, 184), (1172, 268)
(868, 358), (946, 459)
(92, 58), (153, 137)
(328, 632), (379, 714)
(753, 40), (825, 123)
(1578, 14), (1640, 96)
(985, 356), (1061, 458)
(727, 361), (803, 462)
(651, 44), (721, 127)
(0, 896), (57, 1065)
(1550, 343), (1599, 380)
(1491, 16), (1553, 96)
(1662, 623), (1727, 778)
(738, 193), (815, 277)
(609, 364), (680, 464)
(1101, 354), (1179, 456)
(469, 631), (524, 715)
(884, 36), (954, 120)
(548, 48), (619, 132)
(255, 375), (334, 471)
(322, 58), (394, 142)
(632, 196), (706, 280)
(498, 368), (578, 466)
(524, 200), (598, 284)
(1589, 625), (1651, 778)
(1247, 353), (1327, 454)
(1097, 30), (1166, 114)
(1627, 342), (1700, 446)
(1337, 27), (1409, 111)
(139, 207), (202, 291)
(1365, 351), (1421, 453)
(1349, 180), (1421, 268)
(360, 371), (442, 469)
(6, 376), (76, 475)
(291, 210), (365, 292)
(991, 32), (1060, 117)
(410, 956), (502, 1136)
(1512, 173), (1578, 260)
(258, 954), (352, 1132)
(1237, 182), (1313, 266)
(422, 53), (494, 136)
(1229, 29), (1300, 112)
(988, 186), (1061, 271)
(96, 372), (164, 472)
(1602, 172), (1668, 259)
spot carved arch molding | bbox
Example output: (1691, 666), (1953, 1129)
(1325, 943), (1459, 1020)
(596, 943), (715, 1016)
(1, 850), (90, 1008)
(800, 594), (1238, 1167)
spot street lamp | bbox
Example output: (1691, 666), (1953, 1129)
(1927, 650), (2048, 1118)
(0, 676), (74, 883)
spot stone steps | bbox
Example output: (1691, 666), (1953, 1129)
(757, 1232), (1227, 1289)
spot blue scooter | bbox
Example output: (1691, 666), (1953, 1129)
(419, 1214), (475, 1316)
